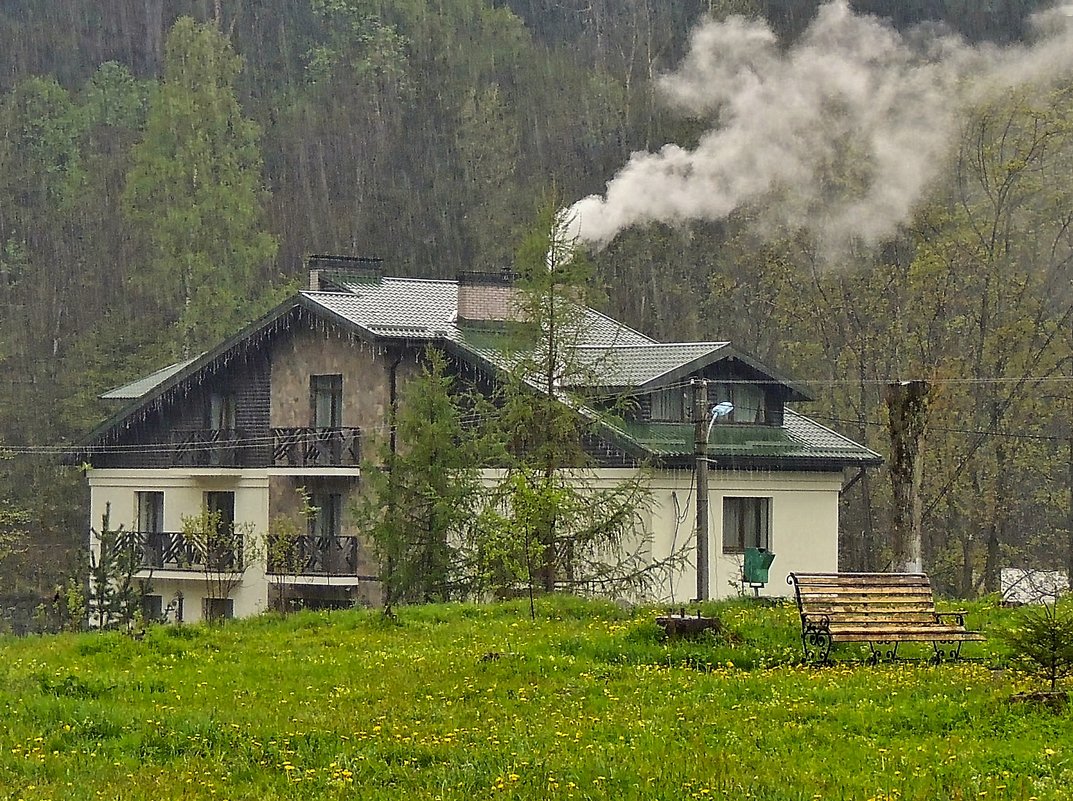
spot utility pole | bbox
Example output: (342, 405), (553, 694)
(693, 379), (710, 601)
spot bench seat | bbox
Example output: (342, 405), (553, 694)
(788, 572), (985, 663)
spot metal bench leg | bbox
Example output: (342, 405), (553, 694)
(931, 641), (963, 664)
(801, 625), (832, 664)
(868, 642), (898, 665)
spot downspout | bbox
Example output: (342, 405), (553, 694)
(389, 354), (403, 456)
(383, 352), (403, 614)
(840, 467), (866, 496)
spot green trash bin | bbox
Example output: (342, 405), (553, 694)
(743, 547), (775, 587)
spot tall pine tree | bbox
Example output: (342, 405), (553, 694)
(123, 16), (278, 357)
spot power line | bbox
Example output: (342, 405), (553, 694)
(807, 413), (1069, 443)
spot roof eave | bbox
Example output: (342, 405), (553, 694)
(82, 293), (387, 446)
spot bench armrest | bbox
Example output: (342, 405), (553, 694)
(935, 610), (968, 625)
(801, 613), (831, 631)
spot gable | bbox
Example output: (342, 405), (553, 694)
(81, 274), (877, 471)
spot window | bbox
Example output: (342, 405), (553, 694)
(722, 497), (771, 553)
(204, 491), (238, 569)
(141, 594), (163, 622)
(136, 491), (164, 533)
(311, 375), (342, 428)
(206, 391), (237, 430)
(205, 491), (236, 530)
(202, 597), (234, 622)
(309, 492), (342, 539)
(136, 492), (164, 567)
(650, 387), (687, 421)
(710, 382), (768, 425)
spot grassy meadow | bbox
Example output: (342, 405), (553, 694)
(0, 596), (1067, 801)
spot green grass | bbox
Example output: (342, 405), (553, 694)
(0, 596), (1067, 800)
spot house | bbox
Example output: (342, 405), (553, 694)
(78, 256), (881, 623)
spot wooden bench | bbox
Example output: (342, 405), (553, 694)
(787, 572), (985, 664)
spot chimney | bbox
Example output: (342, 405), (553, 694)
(307, 255), (384, 291)
(456, 271), (520, 326)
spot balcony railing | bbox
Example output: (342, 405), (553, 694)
(171, 429), (249, 467)
(267, 535), (362, 576)
(271, 427), (361, 468)
(164, 427), (360, 468)
(115, 530), (244, 572)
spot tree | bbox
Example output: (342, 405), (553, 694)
(357, 349), (491, 611)
(122, 16), (278, 357)
(180, 507), (256, 623)
(490, 195), (655, 612)
(1004, 593), (1073, 693)
(265, 486), (316, 613)
(87, 504), (141, 630)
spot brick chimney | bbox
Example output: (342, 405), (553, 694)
(308, 255), (384, 291)
(456, 271), (520, 325)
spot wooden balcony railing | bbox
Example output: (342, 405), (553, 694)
(271, 427), (361, 467)
(170, 429), (250, 468)
(116, 530), (244, 572)
(165, 427), (360, 468)
(266, 535), (362, 576)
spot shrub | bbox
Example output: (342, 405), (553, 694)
(1003, 595), (1073, 692)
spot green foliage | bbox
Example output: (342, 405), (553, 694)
(358, 349), (492, 608)
(87, 505), (141, 630)
(179, 508), (256, 618)
(1003, 596), (1073, 692)
(0, 459), (29, 566)
(0, 597), (1058, 801)
(265, 486), (317, 613)
(122, 16), (278, 357)
(485, 194), (657, 606)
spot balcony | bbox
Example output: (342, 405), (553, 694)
(267, 535), (363, 577)
(171, 429), (250, 467)
(271, 427), (361, 468)
(116, 530), (244, 573)
(164, 427), (360, 469)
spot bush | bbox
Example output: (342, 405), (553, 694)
(1002, 595), (1073, 692)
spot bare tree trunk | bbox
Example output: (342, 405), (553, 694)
(1068, 436), (1073, 586)
(887, 381), (929, 573)
(145, 0), (164, 73)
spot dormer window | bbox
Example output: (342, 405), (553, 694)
(710, 382), (766, 424)
(650, 386), (687, 422)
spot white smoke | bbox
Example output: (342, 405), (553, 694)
(563, 1), (1073, 254)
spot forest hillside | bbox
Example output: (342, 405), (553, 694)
(0, 0), (1070, 614)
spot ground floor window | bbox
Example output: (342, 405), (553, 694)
(203, 597), (234, 622)
(722, 496), (771, 553)
(141, 594), (163, 622)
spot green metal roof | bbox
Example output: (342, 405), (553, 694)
(612, 409), (881, 466)
(85, 275), (879, 469)
(100, 356), (201, 400)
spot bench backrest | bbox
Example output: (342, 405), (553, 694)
(789, 572), (939, 624)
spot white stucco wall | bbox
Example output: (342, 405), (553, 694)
(478, 466), (843, 603)
(87, 468), (272, 623)
(645, 468), (842, 602)
(88, 463), (844, 620)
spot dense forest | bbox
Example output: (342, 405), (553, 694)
(0, 0), (1070, 612)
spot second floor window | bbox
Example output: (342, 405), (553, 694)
(710, 382), (767, 424)
(309, 492), (342, 539)
(207, 391), (237, 430)
(311, 374), (342, 428)
(136, 491), (164, 533)
(650, 387), (687, 422)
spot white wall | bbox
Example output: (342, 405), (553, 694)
(478, 466), (843, 603)
(646, 468), (841, 602)
(87, 468), (272, 623)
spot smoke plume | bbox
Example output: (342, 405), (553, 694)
(563, 1), (1073, 254)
